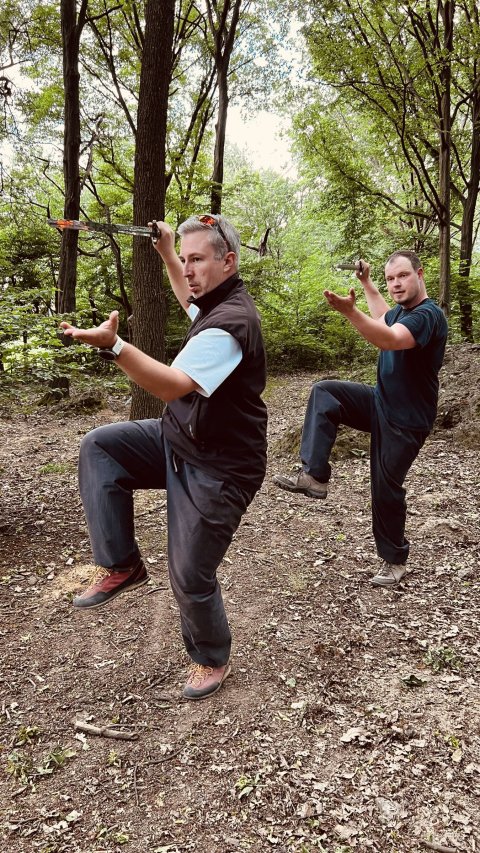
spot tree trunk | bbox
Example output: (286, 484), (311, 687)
(457, 90), (480, 340)
(437, 0), (453, 318)
(129, 0), (175, 421)
(211, 64), (229, 214)
(57, 0), (87, 315)
(208, 0), (242, 214)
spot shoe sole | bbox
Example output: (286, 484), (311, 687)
(273, 478), (327, 499)
(370, 573), (407, 588)
(183, 663), (232, 701)
(73, 575), (149, 610)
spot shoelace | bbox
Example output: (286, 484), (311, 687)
(88, 565), (111, 587)
(186, 664), (213, 687)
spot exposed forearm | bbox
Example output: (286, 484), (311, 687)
(162, 254), (190, 311)
(115, 343), (197, 401)
(344, 307), (412, 351)
(361, 278), (390, 319)
(151, 221), (190, 311)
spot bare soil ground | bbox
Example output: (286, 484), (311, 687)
(0, 344), (479, 853)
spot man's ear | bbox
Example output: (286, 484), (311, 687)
(224, 251), (236, 272)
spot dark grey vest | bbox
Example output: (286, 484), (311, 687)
(163, 274), (267, 492)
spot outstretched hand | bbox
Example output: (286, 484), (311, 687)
(60, 310), (119, 349)
(323, 287), (356, 315)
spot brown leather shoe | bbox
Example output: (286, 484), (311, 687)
(72, 560), (149, 609)
(273, 469), (328, 499)
(182, 662), (232, 701)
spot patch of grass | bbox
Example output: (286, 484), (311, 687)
(5, 751), (34, 783)
(95, 826), (130, 844)
(234, 772), (262, 799)
(39, 462), (75, 475)
(5, 744), (76, 788)
(423, 645), (463, 672)
(107, 749), (121, 767)
(444, 732), (461, 749)
(287, 570), (309, 592)
(13, 725), (41, 746)
(262, 375), (288, 401)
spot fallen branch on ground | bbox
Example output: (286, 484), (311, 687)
(421, 841), (462, 853)
(74, 720), (138, 741)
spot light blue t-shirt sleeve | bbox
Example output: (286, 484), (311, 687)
(171, 307), (243, 396)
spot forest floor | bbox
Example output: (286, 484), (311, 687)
(0, 343), (479, 853)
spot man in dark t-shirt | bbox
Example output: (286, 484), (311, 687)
(273, 250), (448, 587)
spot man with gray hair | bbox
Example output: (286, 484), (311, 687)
(61, 214), (267, 700)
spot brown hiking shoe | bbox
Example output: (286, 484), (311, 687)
(72, 560), (149, 609)
(370, 562), (407, 587)
(182, 662), (232, 701)
(273, 469), (328, 499)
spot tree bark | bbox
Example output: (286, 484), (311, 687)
(57, 0), (88, 315)
(457, 88), (480, 340)
(208, 0), (242, 214)
(130, 0), (175, 421)
(437, 0), (453, 318)
(211, 63), (229, 214)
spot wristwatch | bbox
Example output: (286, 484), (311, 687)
(97, 336), (126, 361)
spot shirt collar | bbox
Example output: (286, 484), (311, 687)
(187, 272), (241, 312)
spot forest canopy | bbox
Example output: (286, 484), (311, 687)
(1, 0), (479, 409)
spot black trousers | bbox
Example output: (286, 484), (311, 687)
(78, 419), (253, 667)
(300, 381), (428, 565)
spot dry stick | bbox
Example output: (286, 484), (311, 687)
(143, 746), (186, 767)
(146, 695), (173, 704)
(144, 673), (170, 690)
(420, 842), (462, 853)
(133, 746), (186, 807)
(11, 785), (29, 798)
(74, 720), (138, 741)
(133, 763), (140, 807)
(146, 585), (168, 595)
(10, 812), (59, 827)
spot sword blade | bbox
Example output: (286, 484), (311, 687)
(47, 218), (155, 238)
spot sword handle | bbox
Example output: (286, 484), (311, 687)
(336, 262), (364, 274)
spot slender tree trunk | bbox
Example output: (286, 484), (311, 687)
(207, 0), (242, 214)
(211, 64), (228, 214)
(437, 0), (453, 318)
(130, 0), (175, 421)
(457, 90), (480, 340)
(57, 0), (87, 315)
(108, 237), (132, 318)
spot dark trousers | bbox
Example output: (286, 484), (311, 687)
(300, 381), (428, 565)
(78, 419), (252, 667)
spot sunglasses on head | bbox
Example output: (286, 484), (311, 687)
(197, 214), (231, 252)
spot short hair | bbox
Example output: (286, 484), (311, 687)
(386, 250), (422, 271)
(178, 214), (240, 266)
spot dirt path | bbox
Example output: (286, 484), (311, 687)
(1, 344), (479, 853)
